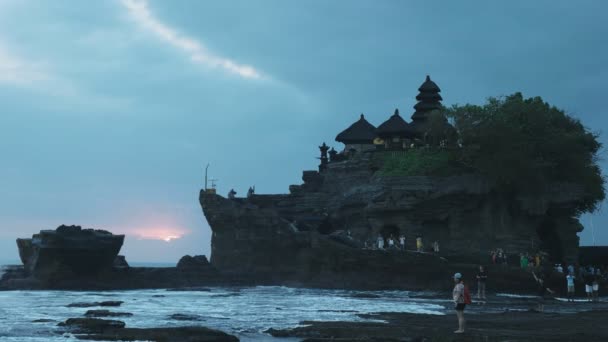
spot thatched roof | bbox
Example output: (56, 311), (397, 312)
(376, 109), (416, 138)
(412, 75), (443, 122)
(335, 114), (377, 144)
(418, 75), (441, 93)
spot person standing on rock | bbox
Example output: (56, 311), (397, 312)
(399, 235), (406, 251)
(416, 237), (423, 252)
(452, 272), (466, 333)
(532, 271), (554, 312)
(377, 235), (384, 250)
(592, 272), (600, 302)
(566, 272), (575, 302)
(476, 265), (487, 301)
(584, 270), (594, 302)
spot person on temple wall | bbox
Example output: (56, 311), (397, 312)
(227, 189), (236, 199)
(399, 235), (406, 251)
(388, 235), (396, 250)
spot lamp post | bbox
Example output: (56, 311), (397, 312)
(205, 163), (210, 191)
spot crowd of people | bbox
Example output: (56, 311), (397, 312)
(364, 234), (440, 253)
(450, 260), (606, 334)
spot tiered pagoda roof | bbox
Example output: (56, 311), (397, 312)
(335, 114), (377, 144)
(376, 109), (416, 138)
(411, 75), (443, 122)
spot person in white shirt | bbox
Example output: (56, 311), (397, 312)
(399, 235), (406, 251)
(377, 235), (384, 250)
(566, 273), (575, 302)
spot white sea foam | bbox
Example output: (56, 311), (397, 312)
(495, 293), (538, 299)
(0, 287), (445, 342)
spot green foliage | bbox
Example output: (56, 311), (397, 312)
(445, 92), (605, 214)
(381, 149), (462, 176)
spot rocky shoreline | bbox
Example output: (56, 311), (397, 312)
(268, 307), (608, 341)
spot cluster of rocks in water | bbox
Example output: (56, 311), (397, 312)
(56, 300), (238, 342)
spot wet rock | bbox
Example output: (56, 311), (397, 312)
(32, 318), (55, 323)
(67, 300), (123, 308)
(113, 255), (129, 268)
(267, 310), (608, 341)
(350, 292), (381, 299)
(85, 310), (133, 317)
(167, 287), (212, 292)
(73, 325), (238, 342)
(169, 313), (204, 321)
(58, 318), (125, 333)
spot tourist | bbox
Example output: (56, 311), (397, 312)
(476, 265), (487, 301)
(377, 235), (384, 250)
(592, 273), (600, 302)
(388, 235), (395, 249)
(433, 241), (440, 253)
(567, 264), (575, 275)
(227, 189), (236, 199)
(399, 235), (406, 251)
(566, 272), (575, 302)
(535, 253), (541, 268)
(491, 250), (497, 264)
(416, 237), (423, 252)
(556, 264), (564, 273)
(532, 271), (554, 312)
(452, 272), (466, 333)
(520, 254), (528, 269)
(584, 270), (594, 302)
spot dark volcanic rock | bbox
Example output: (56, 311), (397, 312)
(58, 318), (125, 333)
(177, 255), (211, 271)
(267, 310), (608, 341)
(17, 225), (124, 278)
(85, 310), (133, 317)
(67, 301), (123, 308)
(32, 318), (56, 323)
(59, 319), (239, 342)
(113, 255), (129, 268)
(169, 313), (204, 321)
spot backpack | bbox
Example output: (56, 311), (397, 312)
(464, 285), (472, 304)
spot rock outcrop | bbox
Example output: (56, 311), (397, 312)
(17, 225), (124, 277)
(200, 151), (586, 290)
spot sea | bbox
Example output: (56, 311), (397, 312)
(0, 286), (446, 342)
(1, 264), (606, 342)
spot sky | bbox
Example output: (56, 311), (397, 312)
(0, 0), (607, 263)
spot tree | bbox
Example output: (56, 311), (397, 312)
(445, 92), (605, 215)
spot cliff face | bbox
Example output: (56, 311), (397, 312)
(200, 152), (585, 289)
(17, 225), (124, 277)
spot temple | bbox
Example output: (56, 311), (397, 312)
(334, 75), (453, 157)
(200, 75), (586, 289)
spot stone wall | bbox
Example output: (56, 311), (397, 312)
(200, 152), (587, 288)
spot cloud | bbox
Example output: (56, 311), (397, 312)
(0, 45), (49, 85)
(120, 0), (263, 80)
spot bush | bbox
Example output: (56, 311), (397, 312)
(380, 149), (463, 176)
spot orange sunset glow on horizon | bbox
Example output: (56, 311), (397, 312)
(126, 226), (190, 242)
